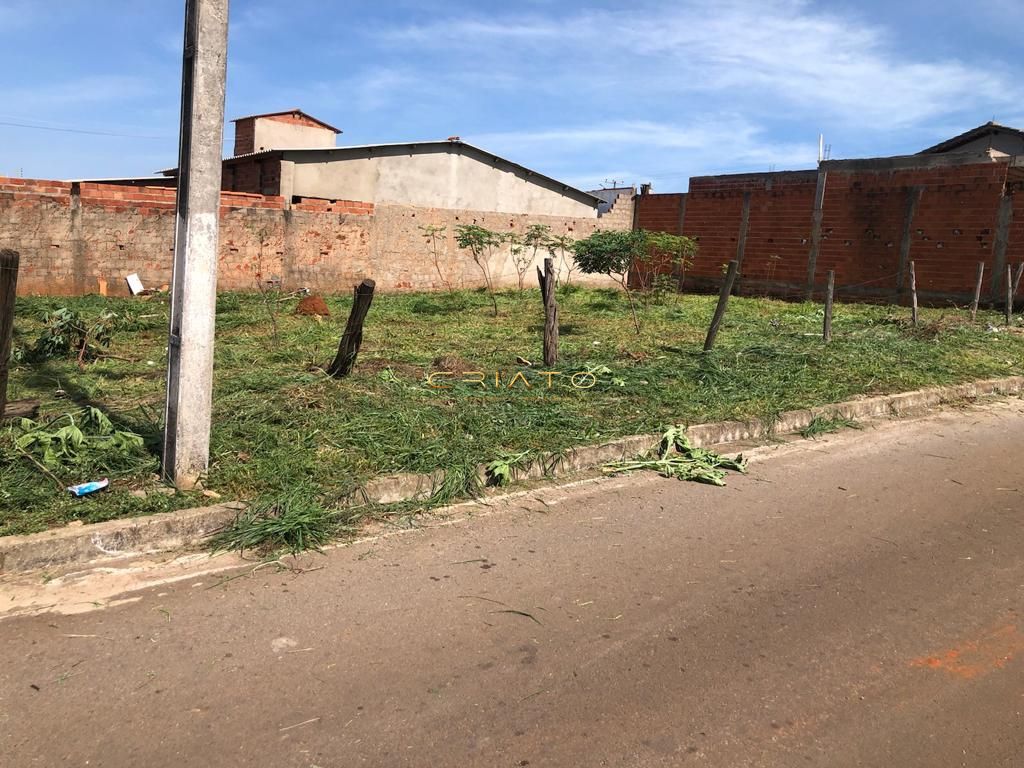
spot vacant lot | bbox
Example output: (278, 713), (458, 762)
(3, 286), (1023, 536)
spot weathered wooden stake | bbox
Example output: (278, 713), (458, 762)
(536, 256), (558, 366)
(970, 261), (985, 321)
(327, 279), (376, 378)
(0, 249), (19, 420)
(1006, 265), (1014, 326)
(704, 260), (739, 352)
(823, 269), (835, 343)
(909, 260), (919, 326)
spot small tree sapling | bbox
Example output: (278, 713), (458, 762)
(419, 224), (453, 293)
(454, 224), (504, 316)
(572, 229), (648, 333)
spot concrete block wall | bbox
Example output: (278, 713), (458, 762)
(0, 178), (621, 296)
(597, 190), (636, 230)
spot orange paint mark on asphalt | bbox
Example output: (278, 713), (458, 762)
(910, 624), (1024, 680)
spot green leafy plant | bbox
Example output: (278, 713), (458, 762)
(643, 231), (697, 294)
(455, 224), (504, 316)
(485, 450), (531, 486)
(419, 224), (453, 293)
(516, 223), (553, 289)
(572, 229), (698, 331)
(546, 233), (577, 286)
(507, 232), (532, 290)
(31, 307), (120, 363)
(13, 407), (146, 469)
(602, 425), (746, 486)
(572, 229), (649, 332)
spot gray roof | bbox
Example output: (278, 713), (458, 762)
(919, 121), (1024, 154)
(160, 140), (601, 207)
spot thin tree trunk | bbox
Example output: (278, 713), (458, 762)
(0, 249), (19, 420)
(537, 257), (559, 366)
(704, 260), (739, 352)
(326, 279), (376, 378)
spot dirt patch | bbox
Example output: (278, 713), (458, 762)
(295, 295), (330, 317)
(432, 354), (472, 373)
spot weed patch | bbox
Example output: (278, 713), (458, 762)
(799, 415), (861, 439)
(4, 288), (1023, 538)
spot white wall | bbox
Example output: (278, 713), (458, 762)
(287, 146), (597, 218)
(253, 119), (336, 152)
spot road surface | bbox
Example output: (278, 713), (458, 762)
(2, 400), (1023, 767)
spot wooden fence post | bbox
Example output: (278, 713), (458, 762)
(1006, 265), (1014, 326)
(326, 279), (376, 378)
(536, 256), (558, 366)
(970, 261), (985, 321)
(704, 260), (739, 352)
(909, 260), (919, 326)
(0, 249), (19, 420)
(823, 269), (835, 343)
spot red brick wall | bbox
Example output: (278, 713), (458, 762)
(292, 197), (374, 215)
(0, 177), (619, 296)
(223, 156), (282, 196)
(1005, 178), (1024, 287)
(737, 173), (818, 293)
(233, 117), (256, 156)
(902, 165), (1008, 299)
(816, 170), (906, 298)
(636, 161), (1020, 304)
(635, 193), (682, 233)
(813, 163), (1010, 301)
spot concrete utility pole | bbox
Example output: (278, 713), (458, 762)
(162, 0), (229, 489)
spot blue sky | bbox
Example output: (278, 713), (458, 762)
(2, 0), (1022, 191)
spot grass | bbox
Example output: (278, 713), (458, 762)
(208, 485), (355, 556)
(3, 286), (1023, 538)
(799, 415), (861, 439)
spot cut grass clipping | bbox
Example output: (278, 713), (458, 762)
(209, 487), (355, 556)
(603, 425), (746, 486)
(798, 415), (861, 440)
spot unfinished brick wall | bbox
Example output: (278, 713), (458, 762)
(900, 165), (1009, 301)
(367, 204), (615, 291)
(597, 191), (635, 230)
(634, 159), (1023, 305)
(0, 179), (310, 296)
(814, 163), (1013, 302)
(232, 118), (255, 157)
(635, 193), (683, 233)
(222, 156), (282, 196)
(0, 178), (618, 296)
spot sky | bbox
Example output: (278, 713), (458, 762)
(2, 0), (1022, 191)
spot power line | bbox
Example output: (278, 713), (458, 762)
(0, 119), (171, 139)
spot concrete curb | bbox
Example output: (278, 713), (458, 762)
(357, 375), (1024, 502)
(2, 376), (1021, 574)
(0, 502), (245, 575)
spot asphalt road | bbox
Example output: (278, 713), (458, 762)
(2, 401), (1023, 767)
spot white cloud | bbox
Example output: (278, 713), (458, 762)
(470, 116), (818, 190)
(0, 76), (155, 113)
(378, 0), (1021, 128)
